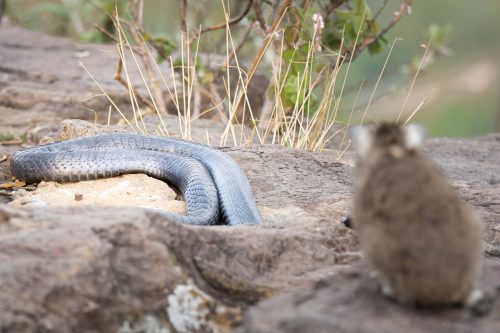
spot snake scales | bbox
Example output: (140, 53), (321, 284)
(10, 133), (262, 226)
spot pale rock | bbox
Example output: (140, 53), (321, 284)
(9, 174), (186, 215)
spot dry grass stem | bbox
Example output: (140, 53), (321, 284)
(397, 35), (433, 123)
(79, 61), (136, 132)
(81, 0), (422, 156)
(361, 37), (400, 124)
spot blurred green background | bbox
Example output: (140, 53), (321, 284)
(4, 0), (500, 137)
(354, 0), (500, 137)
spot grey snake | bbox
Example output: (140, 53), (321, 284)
(10, 133), (262, 226)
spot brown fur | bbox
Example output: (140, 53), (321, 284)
(352, 123), (483, 306)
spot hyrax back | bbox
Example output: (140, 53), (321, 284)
(351, 123), (483, 306)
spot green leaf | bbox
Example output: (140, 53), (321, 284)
(368, 40), (384, 54)
(283, 26), (299, 44)
(282, 49), (296, 64)
(142, 34), (176, 63)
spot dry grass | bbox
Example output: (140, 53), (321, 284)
(81, 2), (430, 156)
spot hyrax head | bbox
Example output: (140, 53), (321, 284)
(351, 122), (426, 161)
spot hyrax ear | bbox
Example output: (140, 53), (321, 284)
(350, 125), (372, 158)
(403, 124), (426, 149)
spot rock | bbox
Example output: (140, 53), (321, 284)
(0, 26), (269, 144)
(241, 260), (500, 333)
(236, 134), (500, 333)
(9, 174), (185, 215)
(2, 118), (500, 332)
(0, 203), (356, 332)
(1, 119), (361, 332)
(0, 206), (184, 332)
(0, 26), (138, 139)
(57, 119), (131, 141)
(57, 116), (258, 147)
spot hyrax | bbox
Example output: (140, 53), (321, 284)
(351, 123), (483, 306)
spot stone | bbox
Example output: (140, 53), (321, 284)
(1, 127), (499, 332)
(0, 26), (268, 144)
(0, 202), (357, 332)
(2, 119), (500, 332)
(241, 261), (500, 333)
(9, 174), (185, 215)
(0, 26), (137, 138)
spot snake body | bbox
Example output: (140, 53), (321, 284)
(10, 133), (262, 226)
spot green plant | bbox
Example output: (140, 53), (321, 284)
(80, 0), (417, 152)
(0, 132), (17, 142)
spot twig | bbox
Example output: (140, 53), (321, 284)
(339, 79), (364, 151)
(397, 33), (432, 123)
(344, 0), (412, 62)
(0, 140), (23, 146)
(361, 37), (400, 124)
(404, 84), (441, 125)
(353, 90), (393, 116)
(114, 57), (155, 111)
(302, 0), (313, 9)
(179, 0), (188, 33)
(373, 0), (389, 21)
(324, 0), (348, 17)
(131, 0), (144, 27)
(124, 2), (167, 115)
(200, 0), (253, 34)
(247, 0), (291, 79)
(212, 22), (254, 83)
(207, 82), (227, 121)
(228, 22), (253, 66)
(80, 61), (136, 131)
(88, 0), (121, 42)
(252, 0), (268, 31)
(233, 0), (292, 116)
(192, 66), (202, 118)
(93, 24), (118, 43)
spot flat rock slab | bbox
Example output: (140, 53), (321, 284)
(0, 27), (268, 145)
(1, 119), (500, 332)
(0, 120), (359, 332)
(242, 260), (500, 333)
(9, 118), (355, 227)
(0, 204), (356, 333)
(0, 26), (125, 137)
(9, 174), (185, 214)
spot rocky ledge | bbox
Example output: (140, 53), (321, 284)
(0, 120), (499, 333)
(0, 26), (499, 333)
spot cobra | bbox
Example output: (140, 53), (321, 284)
(10, 133), (262, 226)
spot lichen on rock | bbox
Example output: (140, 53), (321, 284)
(166, 282), (241, 333)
